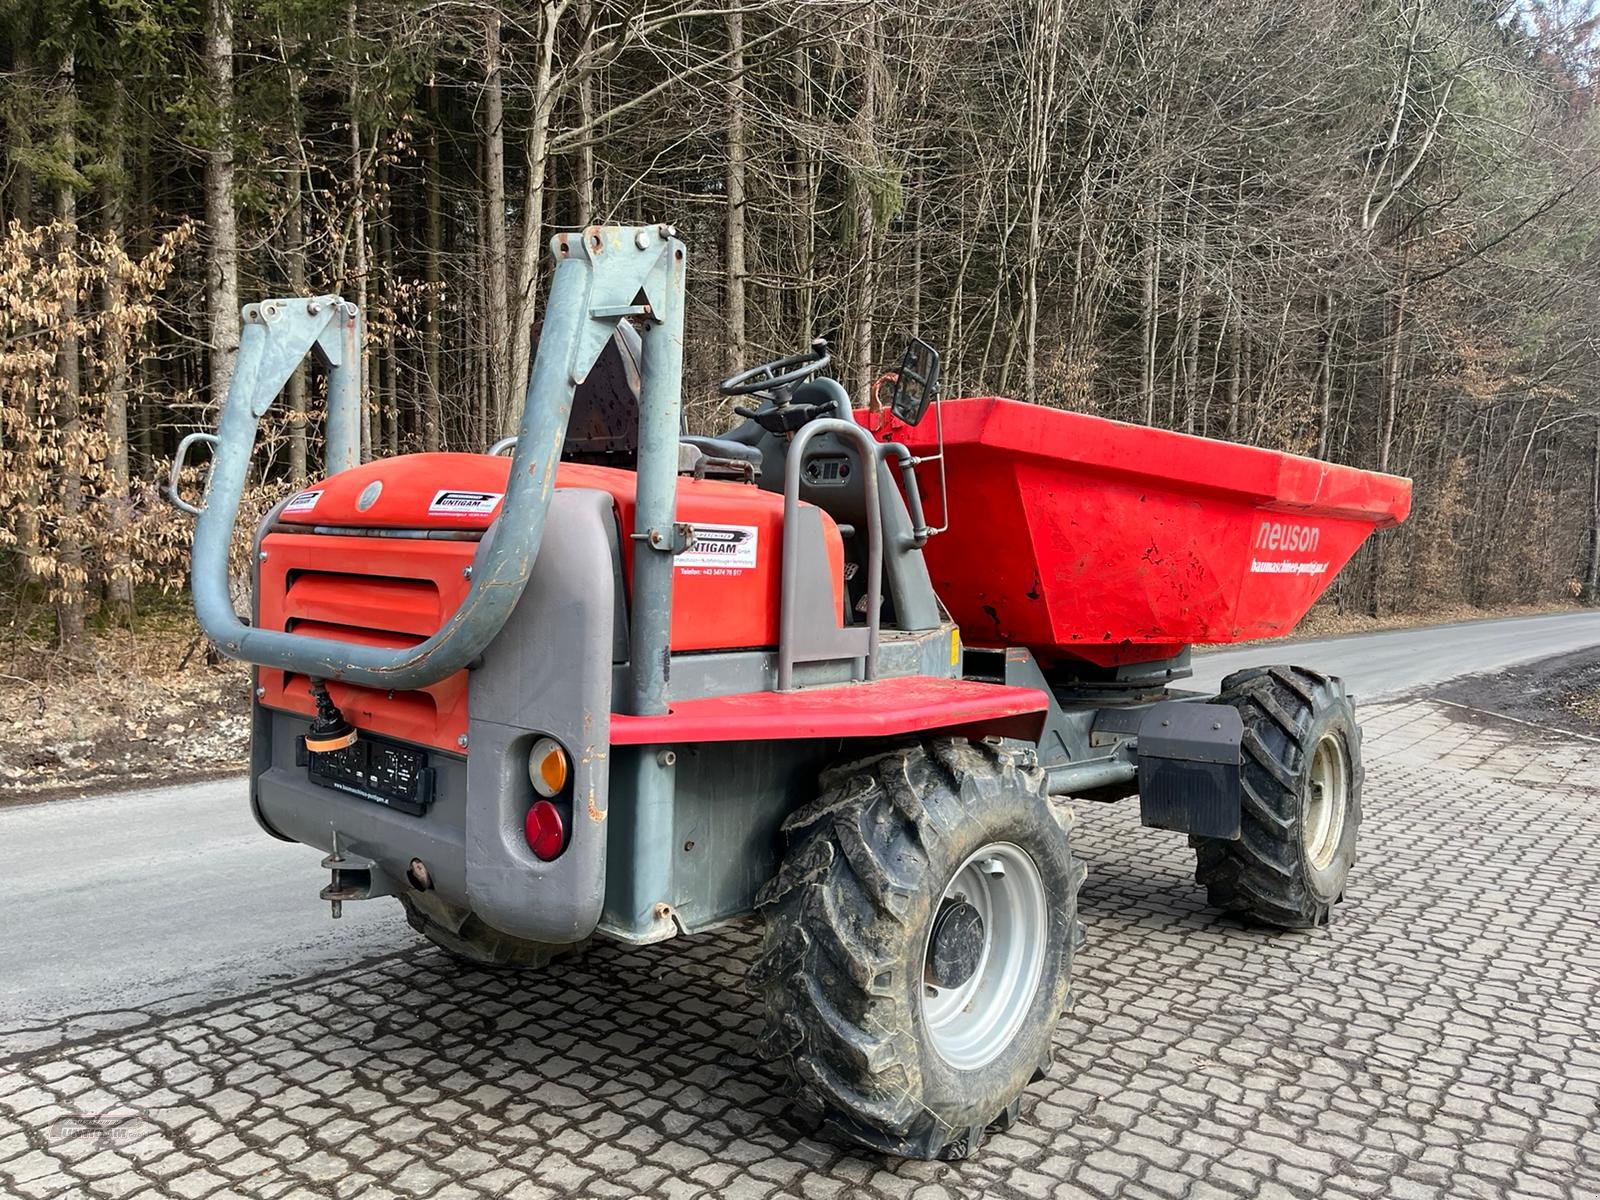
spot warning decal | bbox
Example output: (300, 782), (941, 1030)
(677, 524), (758, 573)
(428, 489), (504, 517)
(284, 489), (323, 514)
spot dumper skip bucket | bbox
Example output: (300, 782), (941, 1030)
(883, 397), (1412, 668)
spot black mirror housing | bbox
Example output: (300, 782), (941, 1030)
(888, 337), (940, 427)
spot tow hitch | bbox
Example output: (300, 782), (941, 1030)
(319, 831), (390, 918)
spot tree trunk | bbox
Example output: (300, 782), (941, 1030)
(347, 0), (371, 459)
(11, 38), (41, 579)
(203, 0), (239, 408)
(284, 45), (308, 482)
(1140, 205), (1159, 425)
(422, 84), (443, 453)
(475, 140), (491, 450)
(133, 107), (157, 469)
(849, 13), (881, 406)
(6, 40), (32, 227)
(1315, 297), (1336, 462)
(103, 79), (134, 615)
(725, 1), (747, 365)
(285, 160), (308, 480)
(1225, 294), (1241, 441)
(378, 158), (398, 456)
(54, 49), (85, 650)
(909, 179), (923, 339)
(1368, 261), (1409, 616)
(574, 0), (596, 224)
(1023, 0), (1064, 404)
(1585, 422), (1600, 603)
(1182, 280), (1202, 434)
(507, 1), (561, 434)
(794, 27), (818, 343)
(484, 7), (510, 437)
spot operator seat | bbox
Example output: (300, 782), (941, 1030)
(552, 321), (643, 467)
(547, 321), (760, 480)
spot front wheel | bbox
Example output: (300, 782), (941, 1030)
(1193, 665), (1362, 929)
(752, 739), (1085, 1160)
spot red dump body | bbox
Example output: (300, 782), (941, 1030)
(883, 397), (1411, 667)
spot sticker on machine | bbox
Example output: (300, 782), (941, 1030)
(428, 489), (504, 517)
(283, 489), (323, 514)
(677, 524), (758, 573)
(1249, 519), (1328, 576)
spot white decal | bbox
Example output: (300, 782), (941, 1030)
(677, 524), (758, 573)
(284, 489), (323, 514)
(1251, 520), (1327, 575)
(1254, 520), (1321, 553)
(1250, 559), (1329, 576)
(428, 489), (503, 517)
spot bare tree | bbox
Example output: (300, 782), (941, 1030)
(203, 0), (239, 406)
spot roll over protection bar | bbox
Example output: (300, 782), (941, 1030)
(189, 224), (686, 692)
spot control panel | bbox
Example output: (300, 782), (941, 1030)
(803, 454), (853, 486)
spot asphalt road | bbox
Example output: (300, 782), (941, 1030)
(1190, 609), (1600, 698)
(3, 610), (1598, 1059)
(0, 782), (414, 1056)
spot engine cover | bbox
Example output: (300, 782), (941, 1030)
(257, 453), (846, 751)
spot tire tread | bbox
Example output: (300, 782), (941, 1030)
(1194, 667), (1362, 929)
(753, 738), (1080, 1158)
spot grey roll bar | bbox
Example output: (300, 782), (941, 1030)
(777, 419), (883, 692)
(189, 225), (686, 692)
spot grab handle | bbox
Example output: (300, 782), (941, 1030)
(165, 432), (219, 516)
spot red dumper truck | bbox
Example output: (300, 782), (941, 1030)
(173, 224), (1410, 1159)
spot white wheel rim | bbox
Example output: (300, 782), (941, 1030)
(1305, 731), (1350, 871)
(920, 841), (1049, 1071)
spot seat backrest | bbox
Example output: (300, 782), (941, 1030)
(549, 322), (642, 467)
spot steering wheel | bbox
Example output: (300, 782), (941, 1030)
(720, 339), (831, 399)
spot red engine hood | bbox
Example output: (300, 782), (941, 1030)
(278, 453), (513, 531)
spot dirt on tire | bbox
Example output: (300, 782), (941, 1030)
(752, 737), (1084, 1160)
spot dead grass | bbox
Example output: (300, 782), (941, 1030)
(1561, 688), (1600, 727)
(0, 613), (251, 802)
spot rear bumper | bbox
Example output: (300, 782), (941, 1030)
(253, 709), (604, 944)
(247, 488), (623, 946)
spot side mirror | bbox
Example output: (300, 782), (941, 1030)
(888, 337), (939, 427)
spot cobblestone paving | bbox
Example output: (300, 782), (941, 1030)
(2, 700), (1598, 1200)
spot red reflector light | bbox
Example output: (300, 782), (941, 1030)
(524, 800), (566, 861)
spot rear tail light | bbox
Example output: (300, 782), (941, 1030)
(524, 799), (567, 861)
(528, 737), (569, 797)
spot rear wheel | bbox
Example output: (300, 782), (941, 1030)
(1193, 665), (1362, 929)
(399, 891), (577, 970)
(753, 739), (1084, 1159)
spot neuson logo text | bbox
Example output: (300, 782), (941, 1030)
(1255, 520), (1320, 554)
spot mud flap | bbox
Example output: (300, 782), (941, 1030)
(1136, 701), (1244, 839)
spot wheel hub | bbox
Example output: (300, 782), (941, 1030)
(926, 899), (985, 988)
(1305, 731), (1350, 871)
(919, 842), (1049, 1071)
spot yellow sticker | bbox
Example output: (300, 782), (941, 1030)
(950, 628), (961, 666)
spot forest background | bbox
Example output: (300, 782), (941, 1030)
(3, 0), (1600, 682)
